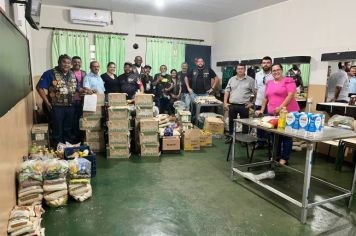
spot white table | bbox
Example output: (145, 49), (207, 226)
(230, 118), (356, 224)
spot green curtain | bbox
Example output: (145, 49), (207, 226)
(51, 30), (90, 71)
(283, 64), (310, 86)
(95, 34), (126, 75)
(146, 38), (186, 75)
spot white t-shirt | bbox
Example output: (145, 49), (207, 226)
(327, 69), (349, 102)
(254, 70), (274, 106)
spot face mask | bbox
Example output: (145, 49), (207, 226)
(161, 72), (166, 76)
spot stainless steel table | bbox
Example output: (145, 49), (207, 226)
(230, 118), (356, 224)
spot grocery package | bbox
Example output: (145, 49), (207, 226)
(43, 159), (68, 207)
(17, 161), (44, 206)
(194, 96), (222, 104)
(7, 205), (45, 236)
(328, 115), (354, 130)
(68, 158), (92, 202)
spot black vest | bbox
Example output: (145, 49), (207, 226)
(191, 67), (210, 92)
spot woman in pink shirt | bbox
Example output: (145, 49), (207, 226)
(256, 64), (300, 165)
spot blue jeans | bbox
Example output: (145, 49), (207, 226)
(181, 93), (191, 111)
(51, 105), (75, 147)
(272, 135), (293, 161)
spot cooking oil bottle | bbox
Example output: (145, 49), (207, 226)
(278, 107), (287, 129)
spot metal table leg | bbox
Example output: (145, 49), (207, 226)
(348, 163), (356, 208)
(231, 121), (237, 179)
(301, 142), (314, 224)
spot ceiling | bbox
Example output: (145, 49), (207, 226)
(42, 0), (287, 22)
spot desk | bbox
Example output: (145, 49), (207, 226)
(230, 118), (356, 224)
(316, 102), (356, 117)
(194, 102), (224, 122)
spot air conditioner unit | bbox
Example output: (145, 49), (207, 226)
(70, 8), (111, 27)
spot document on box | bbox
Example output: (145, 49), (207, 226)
(83, 94), (98, 112)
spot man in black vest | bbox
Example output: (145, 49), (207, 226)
(132, 56), (145, 78)
(187, 58), (220, 119)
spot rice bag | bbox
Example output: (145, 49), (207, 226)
(43, 159), (69, 180)
(68, 158), (91, 179)
(328, 115), (354, 130)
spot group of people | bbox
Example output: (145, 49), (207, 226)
(36, 54), (220, 147)
(224, 56), (300, 166)
(327, 61), (356, 102)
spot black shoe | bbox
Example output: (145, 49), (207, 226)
(225, 137), (232, 144)
(254, 143), (265, 150)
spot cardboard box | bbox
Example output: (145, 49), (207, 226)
(140, 132), (159, 145)
(140, 144), (160, 157)
(106, 146), (130, 159)
(181, 122), (193, 132)
(108, 93), (127, 106)
(136, 106), (154, 118)
(107, 119), (130, 132)
(204, 117), (224, 135)
(200, 130), (212, 147)
(97, 94), (105, 106)
(83, 106), (103, 118)
(138, 118), (159, 133)
(107, 106), (129, 120)
(108, 132), (130, 146)
(178, 111), (191, 123)
(135, 94), (154, 107)
(162, 136), (181, 151)
(31, 139), (49, 147)
(80, 118), (102, 131)
(183, 129), (201, 151)
(85, 141), (105, 152)
(85, 130), (104, 142)
(31, 124), (48, 133)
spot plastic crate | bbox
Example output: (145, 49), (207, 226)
(64, 145), (97, 178)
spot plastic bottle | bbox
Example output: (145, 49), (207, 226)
(278, 107), (287, 129)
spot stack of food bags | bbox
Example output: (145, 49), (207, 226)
(7, 205), (45, 236)
(43, 159), (69, 207)
(68, 158), (92, 202)
(17, 161), (44, 206)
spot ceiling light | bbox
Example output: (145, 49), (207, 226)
(155, 0), (164, 9)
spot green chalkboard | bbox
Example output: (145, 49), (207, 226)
(0, 10), (32, 117)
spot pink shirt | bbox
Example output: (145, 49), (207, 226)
(74, 70), (83, 101)
(265, 77), (300, 114)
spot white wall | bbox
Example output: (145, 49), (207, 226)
(30, 5), (213, 76)
(212, 0), (356, 85)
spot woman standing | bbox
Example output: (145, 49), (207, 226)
(101, 62), (120, 94)
(256, 64), (300, 165)
(169, 69), (181, 114)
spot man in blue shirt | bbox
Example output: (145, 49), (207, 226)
(36, 54), (80, 147)
(83, 61), (105, 94)
(349, 66), (356, 95)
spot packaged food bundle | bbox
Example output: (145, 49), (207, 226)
(68, 158), (91, 179)
(17, 161), (44, 206)
(328, 115), (354, 130)
(43, 159), (69, 207)
(7, 205), (45, 236)
(69, 179), (92, 202)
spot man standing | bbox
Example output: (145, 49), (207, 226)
(254, 56), (274, 149)
(187, 57), (220, 101)
(178, 62), (190, 110)
(141, 65), (154, 94)
(224, 64), (255, 143)
(71, 56), (87, 142)
(327, 62), (350, 103)
(132, 56), (145, 77)
(83, 61), (105, 94)
(349, 66), (356, 95)
(153, 65), (173, 114)
(36, 54), (80, 147)
(118, 62), (144, 100)
(286, 64), (304, 93)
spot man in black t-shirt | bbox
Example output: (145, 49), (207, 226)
(118, 62), (144, 99)
(153, 65), (173, 114)
(141, 65), (154, 94)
